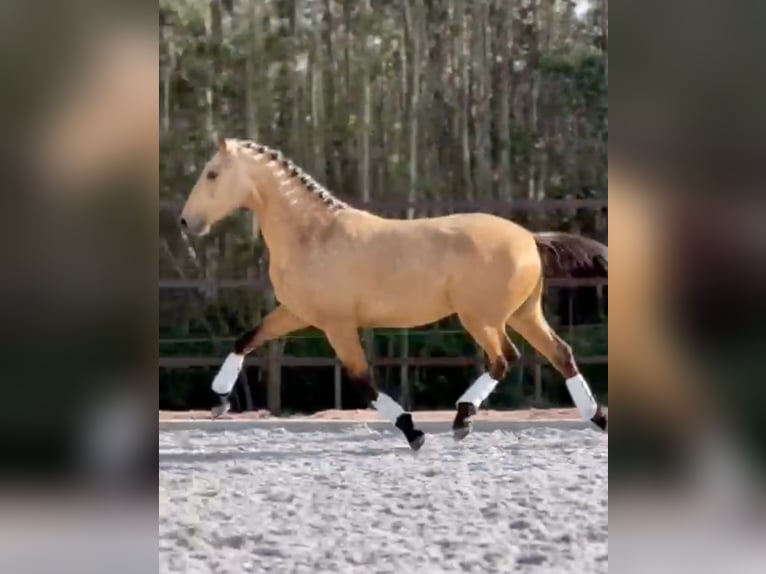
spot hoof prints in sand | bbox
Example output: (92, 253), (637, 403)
(160, 425), (607, 574)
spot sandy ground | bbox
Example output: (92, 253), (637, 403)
(160, 421), (608, 574)
(159, 407), (587, 423)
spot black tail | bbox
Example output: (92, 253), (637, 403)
(534, 232), (608, 278)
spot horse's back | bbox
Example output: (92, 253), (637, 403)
(407, 212), (537, 265)
(341, 210), (539, 275)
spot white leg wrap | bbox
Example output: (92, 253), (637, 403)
(565, 373), (599, 420)
(371, 392), (405, 424)
(211, 353), (244, 395)
(456, 373), (499, 407)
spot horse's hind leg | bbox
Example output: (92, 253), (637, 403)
(452, 317), (520, 440)
(507, 306), (607, 432)
(323, 324), (425, 450)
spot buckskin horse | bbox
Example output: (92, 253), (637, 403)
(180, 136), (608, 449)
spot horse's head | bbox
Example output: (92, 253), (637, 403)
(180, 135), (256, 236)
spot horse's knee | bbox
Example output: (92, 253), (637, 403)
(489, 356), (509, 381)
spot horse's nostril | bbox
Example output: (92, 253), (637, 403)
(180, 217), (188, 228)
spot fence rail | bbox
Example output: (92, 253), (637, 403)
(159, 354), (607, 369)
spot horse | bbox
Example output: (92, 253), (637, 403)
(179, 135), (608, 449)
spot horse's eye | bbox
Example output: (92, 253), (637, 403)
(206, 170), (218, 181)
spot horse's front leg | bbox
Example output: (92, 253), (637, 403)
(323, 325), (426, 450)
(210, 305), (308, 417)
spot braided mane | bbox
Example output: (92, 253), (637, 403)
(237, 139), (347, 210)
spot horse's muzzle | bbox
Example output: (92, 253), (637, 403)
(179, 215), (208, 236)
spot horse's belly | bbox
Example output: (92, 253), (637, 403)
(357, 285), (452, 328)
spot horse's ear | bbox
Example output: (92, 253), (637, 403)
(212, 132), (227, 154)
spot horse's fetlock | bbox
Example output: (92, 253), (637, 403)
(490, 357), (509, 381)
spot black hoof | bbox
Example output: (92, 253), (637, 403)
(452, 402), (477, 441)
(453, 425), (472, 442)
(395, 413), (425, 449)
(211, 394), (230, 419)
(408, 430), (426, 451)
(591, 408), (607, 432)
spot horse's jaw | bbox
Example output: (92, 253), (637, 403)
(182, 223), (211, 238)
(251, 212), (261, 240)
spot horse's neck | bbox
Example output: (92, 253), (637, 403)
(244, 155), (346, 260)
(257, 188), (338, 263)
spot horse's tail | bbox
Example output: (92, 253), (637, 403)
(533, 232), (608, 278)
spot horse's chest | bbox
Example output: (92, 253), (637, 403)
(269, 264), (319, 313)
(269, 264), (299, 300)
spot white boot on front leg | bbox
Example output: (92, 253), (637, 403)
(452, 373), (499, 441)
(565, 373), (607, 431)
(371, 392), (425, 450)
(455, 373), (499, 408)
(210, 353), (244, 418)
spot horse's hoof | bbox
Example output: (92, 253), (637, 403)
(591, 408), (607, 432)
(453, 425), (472, 442)
(211, 395), (230, 419)
(408, 431), (426, 451)
(394, 413), (425, 450)
(452, 402), (477, 441)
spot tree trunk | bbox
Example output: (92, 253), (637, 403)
(497, 0), (512, 200)
(473, 1), (491, 199)
(206, 0), (224, 136)
(244, 0), (260, 139)
(527, 0), (541, 202)
(322, 0), (341, 188)
(360, 0), (372, 203)
(403, 0), (422, 217)
(310, 5), (326, 177)
(456, 0), (473, 199)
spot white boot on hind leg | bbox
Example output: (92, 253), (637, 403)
(565, 373), (607, 431)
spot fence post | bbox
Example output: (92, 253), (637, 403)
(267, 342), (281, 414)
(400, 329), (410, 410)
(534, 363), (543, 404)
(363, 328), (375, 407)
(334, 360), (342, 409)
(241, 368), (254, 411)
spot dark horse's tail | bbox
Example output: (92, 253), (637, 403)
(533, 232), (608, 278)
